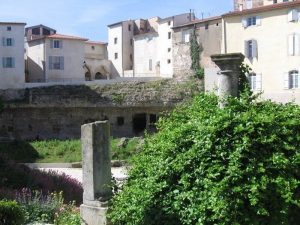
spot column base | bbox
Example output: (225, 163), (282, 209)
(80, 203), (110, 225)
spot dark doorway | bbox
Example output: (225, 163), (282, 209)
(133, 113), (147, 135)
(95, 72), (106, 80)
(85, 72), (91, 81)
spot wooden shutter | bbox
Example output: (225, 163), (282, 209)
(50, 40), (54, 48)
(49, 56), (53, 70)
(256, 16), (261, 26)
(11, 38), (15, 46)
(256, 73), (262, 91)
(12, 58), (15, 68)
(2, 37), (6, 46)
(295, 34), (300, 55)
(60, 40), (63, 49)
(288, 10), (293, 22)
(252, 39), (258, 58)
(2, 57), (5, 68)
(288, 34), (295, 56)
(60, 57), (64, 70)
(292, 9), (298, 21)
(283, 72), (290, 89)
(242, 18), (248, 28)
(244, 40), (248, 57)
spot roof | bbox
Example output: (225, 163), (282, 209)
(158, 12), (191, 23)
(85, 41), (107, 45)
(25, 24), (56, 32)
(0, 22), (26, 25)
(47, 34), (88, 41)
(107, 20), (132, 27)
(223, 1), (300, 17)
(172, 16), (222, 29)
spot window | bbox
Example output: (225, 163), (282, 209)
(6, 38), (13, 46)
(168, 21), (171, 26)
(205, 24), (209, 30)
(168, 32), (171, 39)
(288, 33), (299, 56)
(167, 59), (171, 64)
(128, 24), (131, 31)
(216, 23), (219, 26)
(248, 73), (262, 91)
(149, 59), (152, 71)
(288, 9), (299, 22)
(114, 37), (118, 44)
(242, 16), (261, 27)
(182, 30), (190, 43)
(7, 26), (11, 31)
(130, 39), (133, 46)
(53, 40), (61, 48)
(43, 28), (50, 35)
(32, 27), (40, 35)
(91, 46), (95, 50)
(287, 70), (299, 89)
(245, 39), (257, 58)
(117, 117), (124, 126)
(2, 57), (15, 68)
(246, 0), (253, 9)
(49, 56), (64, 70)
(168, 48), (171, 52)
(115, 53), (118, 59)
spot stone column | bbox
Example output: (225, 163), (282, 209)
(80, 121), (112, 225)
(211, 53), (245, 108)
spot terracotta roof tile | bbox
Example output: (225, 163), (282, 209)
(172, 16), (222, 29)
(47, 34), (88, 41)
(85, 41), (107, 45)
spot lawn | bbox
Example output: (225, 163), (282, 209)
(0, 137), (142, 163)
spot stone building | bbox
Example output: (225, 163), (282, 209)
(0, 22), (26, 90)
(107, 12), (195, 78)
(172, 16), (222, 79)
(222, 0), (300, 103)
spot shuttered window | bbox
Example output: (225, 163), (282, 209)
(288, 9), (299, 22)
(2, 57), (15, 68)
(2, 37), (14, 46)
(248, 73), (262, 91)
(49, 56), (64, 70)
(288, 33), (300, 56)
(244, 39), (258, 59)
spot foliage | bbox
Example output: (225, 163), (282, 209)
(16, 189), (64, 224)
(54, 202), (81, 225)
(0, 138), (140, 163)
(0, 154), (83, 205)
(108, 93), (300, 225)
(190, 31), (204, 79)
(0, 200), (25, 225)
(239, 63), (253, 96)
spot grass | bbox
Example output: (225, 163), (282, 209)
(0, 137), (142, 163)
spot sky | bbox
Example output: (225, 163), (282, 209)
(0, 0), (232, 42)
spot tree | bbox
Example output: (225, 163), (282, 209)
(190, 30), (204, 79)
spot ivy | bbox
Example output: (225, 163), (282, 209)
(190, 30), (204, 79)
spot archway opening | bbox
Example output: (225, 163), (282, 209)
(85, 72), (91, 81)
(95, 72), (107, 80)
(132, 113), (147, 135)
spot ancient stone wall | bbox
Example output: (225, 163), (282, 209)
(0, 79), (202, 140)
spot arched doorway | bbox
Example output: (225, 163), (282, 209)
(95, 72), (107, 80)
(85, 72), (91, 81)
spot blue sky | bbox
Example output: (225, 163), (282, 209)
(0, 0), (232, 42)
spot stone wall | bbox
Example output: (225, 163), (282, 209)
(0, 78), (202, 140)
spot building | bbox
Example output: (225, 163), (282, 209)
(222, 1), (300, 103)
(25, 24), (56, 41)
(234, 0), (296, 11)
(172, 16), (222, 79)
(107, 12), (195, 78)
(26, 29), (88, 82)
(0, 22), (26, 89)
(84, 41), (112, 80)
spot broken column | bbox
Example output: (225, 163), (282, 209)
(80, 121), (112, 225)
(211, 53), (245, 108)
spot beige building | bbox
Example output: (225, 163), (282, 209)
(0, 22), (26, 89)
(26, 32), (88, 82)
(234, 0), (296, 11)
(223, 1), (300, 103)
(84, 41), (112, 80)
(108, 13), (195, 78)
(172, 16), (222, 78)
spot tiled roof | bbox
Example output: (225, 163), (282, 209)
(223, 0), (300, 17)
(0, 22), (26, 25)
(47, 34), (88, 41)
(172, 16), (222, 29)
(85, 41), (107, 45)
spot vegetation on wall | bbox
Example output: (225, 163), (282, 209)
(108, 92), (300, 225)
(190, 30), (204, 79)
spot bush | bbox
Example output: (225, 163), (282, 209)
(0, 155), (83, 205)
(108, 93), (300, 225)
(0, 200), (25, 225)
(54, 203), (81, 225)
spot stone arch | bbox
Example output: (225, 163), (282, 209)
(95, 72), (107, 80)
(85, 72), (91, 81)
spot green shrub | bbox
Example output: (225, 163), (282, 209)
(108, 93), (300, 225)
(54, 202), (81, 225)
(0, 200), (25, 225)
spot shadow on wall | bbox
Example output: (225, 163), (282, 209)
(26, 57), (45, 82)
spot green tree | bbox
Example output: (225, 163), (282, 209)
(190, 31), (204, 79)
(108, 93), (300, 225)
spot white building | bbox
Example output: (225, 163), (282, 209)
(107, 13), (195, 78)
(26, 33), (88, 82)
(0, 22), (26, 89)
